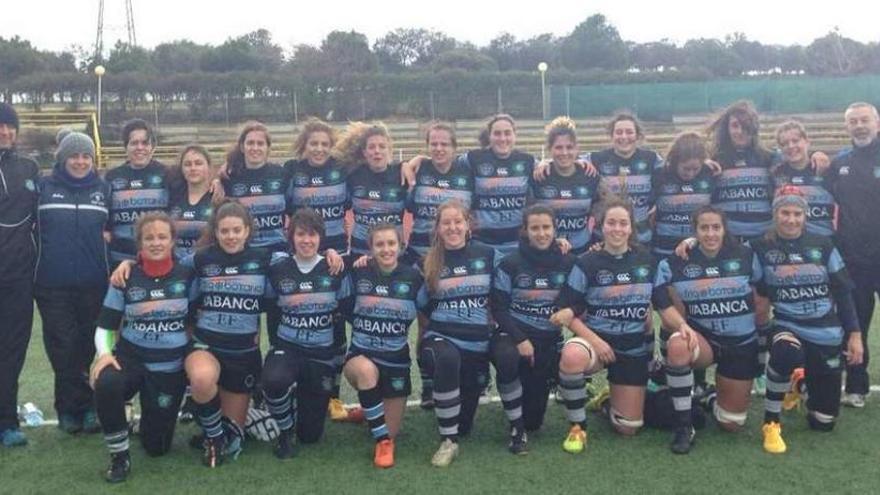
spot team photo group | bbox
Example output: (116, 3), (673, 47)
(0, 98), (878, 483)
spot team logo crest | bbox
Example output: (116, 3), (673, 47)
(394, 282), (411, 296)
(470, 259), (487, 272)
(391, 377), (405, 392)
(232, 183), (248, 196)
(167, 282), (187, 296)
(295, 174), (310, 186)
(515, 274), (532, 288)
(319, 276), (333, 289)
(127, 287), (147, 302)
(148, 175), (163, 186)
(478, 163), (495, 176)
(552, 272), (567, 286)
(24, 179), (35, 192)
(455, 177), (469, 187)
(329, 170), (341, 181)
(512, 162), (525, 174)
(539, 186), (558, 198)
(722, 260), (741, 273)
(203, 264), (222, 277)
(805, 248), (823, 263)
(279, 279), (296, 293)
(766, 250), (786, 264)
(633, 266), (651, 282)
(90, 191), (105, 205)
(596, 270), (614, 286)
(683, 264), (703, 279)
(111, 178), (128, 190)
(633, 161), (647, 172)
(242, 261), (260, 272)
(157, 393), (173, 409)
(357, 279), (373, 294)
(268, 180), (282, 192)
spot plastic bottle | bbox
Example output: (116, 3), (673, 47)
(20, 402), (44, 427)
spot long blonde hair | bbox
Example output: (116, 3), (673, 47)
(423, 200), (472, 293)
(334, 121), (392, 168)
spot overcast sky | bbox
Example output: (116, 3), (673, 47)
(6, 0), (877, 55)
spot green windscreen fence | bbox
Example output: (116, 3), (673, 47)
(549, 75), (880, 120)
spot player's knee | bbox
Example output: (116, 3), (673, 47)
(768, 333), (802, 375)
(666, 332), (698, 366)
(560, 338), (595, 373)
(260, 368), (292, 397)
(94, 368), (125, 399)
(807, 410), (836, 432)
(609, 407), (643, 436)
(141, 435), (172, 457)
(491, 341), (520, 383)
(714, 402), (748, 431)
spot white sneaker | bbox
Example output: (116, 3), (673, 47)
(841, 393), (866, 408)
(431, 439), (459, 467)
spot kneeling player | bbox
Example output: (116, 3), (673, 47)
(753, 186), (862, 454)
(91, 213), (194, 482)
(552, 197), (657, 445)
(654, 206), (762, 454)
(344, 224), (425, 468)
(491, 205), (577, 452)
(262, 208), (352, 458)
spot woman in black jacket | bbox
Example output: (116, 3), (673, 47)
(34, 130), (110, 434)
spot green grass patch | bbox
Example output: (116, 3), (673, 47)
(3, 308), (880, 493)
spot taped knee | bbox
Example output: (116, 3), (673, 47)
(807, 410), (836, 432)
(610, 407), (643, 431)
(563, 337), (597, 371)
(713, 402), (748, 427)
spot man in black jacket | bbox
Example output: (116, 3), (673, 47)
(0, 103), (39, 447)
(830, 102), (880, 408)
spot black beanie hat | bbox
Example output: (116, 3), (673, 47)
(0, 103), (19, 131)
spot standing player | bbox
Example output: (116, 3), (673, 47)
(829, 102), (880, 407)
(753, 185), (862, 453)
(344, 224), (424, 469)
(167, 144), (214, 259)
(532, 117), (600, 256)
(105, 119), (168, 267)
(491, 205), (578, 452)
(406, 122), (473, 263)
(221, 122), (288, 346)
(652, 132), (715, 257)
(261, 208), (352, 458)
(552, 196), (657, 442)
(339, 122), (407, 260)
(34, 131), (110, 435)
(653, 205), (761, 454)
(91, 213), (194, 482)
(772, 121), (835, 237)
(419, 200), (498, 466)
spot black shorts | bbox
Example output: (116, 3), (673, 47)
(115, 352), (187, 420)
(189, 341), (262, 394)
(596, 332), (650, 387)
(701, 333), (761, 381)
(264, 347), (336, 395)
(345, 348), (412, 399)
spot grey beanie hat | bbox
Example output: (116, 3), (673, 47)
(55, 131), (96, 165)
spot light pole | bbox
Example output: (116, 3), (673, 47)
(538, 62), (548, 121)
(94, 65), (105, 126)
